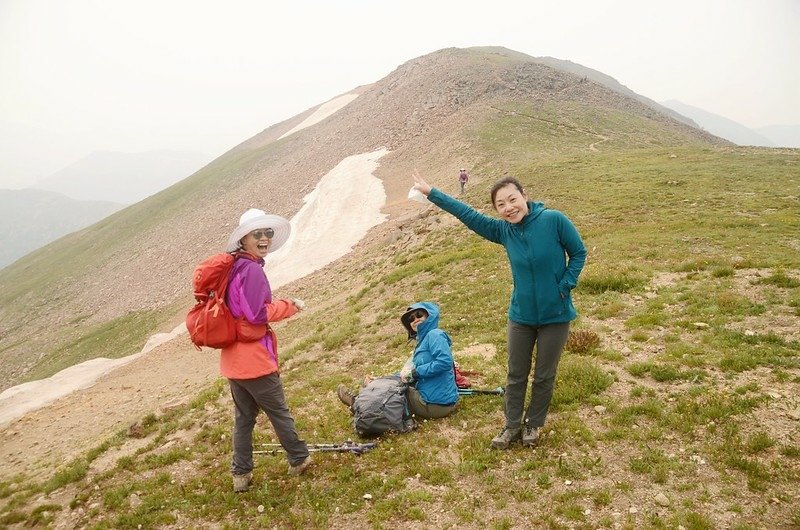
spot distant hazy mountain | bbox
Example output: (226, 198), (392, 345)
(660, 100), (775, 147)
(0, 189), (124, 269)
(34, 150), (211, 204)
(755, 124), (800, 148)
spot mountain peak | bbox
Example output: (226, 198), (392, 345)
(0, 46), (726, 392)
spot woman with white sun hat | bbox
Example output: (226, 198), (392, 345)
(222, 208), (311, 493)
(225, 207), (292, 253)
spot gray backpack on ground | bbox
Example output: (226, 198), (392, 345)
(352, 375), (416, 436)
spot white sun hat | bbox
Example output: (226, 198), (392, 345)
(226, 208), (291, 253)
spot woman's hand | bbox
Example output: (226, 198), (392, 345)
(412, 169), (432, 196)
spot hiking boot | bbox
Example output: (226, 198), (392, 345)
(522, 425), (540, 447)
(337, 384), (355, 407)
(288, 455), (313, 476)
(232, 472), (252, 493)
(491, 427), (521, 450)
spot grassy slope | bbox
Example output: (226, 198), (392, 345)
(0, 142), (285, 386)
(2, 109), (799, 528)
(0, 150), (251, 304)
(0, 47), (725, 390)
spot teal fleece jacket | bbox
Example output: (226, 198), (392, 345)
(428, 188), (587, 325)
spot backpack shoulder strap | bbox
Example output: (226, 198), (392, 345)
(217, 252), (241, 301)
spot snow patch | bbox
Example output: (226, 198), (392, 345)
(0, 146), (390, 427)
(266, 147), (389, 289)
(279, 93), (359, 140)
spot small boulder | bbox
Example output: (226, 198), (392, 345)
(129, 493), (142, 509)
(654, 492), (670, 506)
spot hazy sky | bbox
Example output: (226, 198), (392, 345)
(1, 0), (798, 188)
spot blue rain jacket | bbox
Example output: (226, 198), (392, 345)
(408, 302), (459, 406)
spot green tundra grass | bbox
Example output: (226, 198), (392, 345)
(1, 119), (798, 528)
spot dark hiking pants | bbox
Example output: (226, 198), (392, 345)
(228, 373), (308, 475)
(504, 320), (571, 429)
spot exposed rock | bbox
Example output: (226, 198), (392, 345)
(654, 492), (670, 506)
(128, 422), (145, 439)
(129, 493), (142, 509)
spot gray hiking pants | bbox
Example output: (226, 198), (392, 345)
(228, 373), (309, 475)
(505, 320), (571, 429)
(407, 387), (457, 419)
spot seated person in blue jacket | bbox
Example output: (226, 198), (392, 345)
(337, 301), (459, 419)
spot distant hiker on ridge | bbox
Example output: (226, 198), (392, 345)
(412, 171), (586, 450)
(458, 168), (469, 194)
(222, 208), (311, 493)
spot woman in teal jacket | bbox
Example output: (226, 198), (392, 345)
(413, 172), (586, 449)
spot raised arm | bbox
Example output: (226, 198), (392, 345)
(412, 169), (432, 196)
(413, 170), (504, 244)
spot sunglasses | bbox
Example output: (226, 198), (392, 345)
(410, 309), (427, 321)
(250, 228), (274, 240)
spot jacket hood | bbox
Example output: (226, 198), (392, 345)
(400, 301), (440, 341)
(524, 201), (546, 222)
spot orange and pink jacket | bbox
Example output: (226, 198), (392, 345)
(220, 253), (297, 379)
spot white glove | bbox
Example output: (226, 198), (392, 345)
(401, 357), (414, 372)
(407, 186), (430, 204)
(400, 358), (415, 382)
(290, 298), (306, 311)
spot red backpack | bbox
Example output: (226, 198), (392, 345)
(186, 253), (238, 349)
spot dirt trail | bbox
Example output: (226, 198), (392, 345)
(589, 134), (609, 151)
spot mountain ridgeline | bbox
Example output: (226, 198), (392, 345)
(0, 46), (727, 391)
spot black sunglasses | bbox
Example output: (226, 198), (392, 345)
(250, 228), (274, 240)
(410, 309), (427, 321)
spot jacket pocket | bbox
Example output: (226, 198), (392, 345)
(236, 320), (267, 342)
(549, 275), (568, 316)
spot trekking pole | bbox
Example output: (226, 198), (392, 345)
(255, 440), (377, 456)
(458, 386), (505, 396)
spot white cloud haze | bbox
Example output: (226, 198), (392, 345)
(1, 0), (797, 188)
